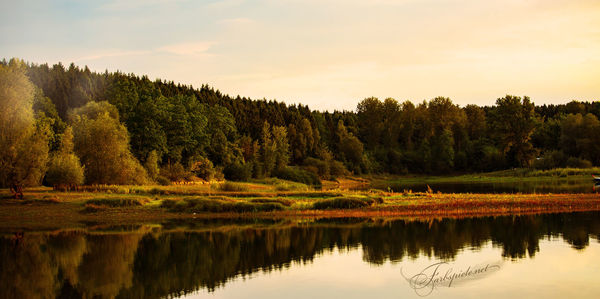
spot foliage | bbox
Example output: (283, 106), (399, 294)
(7, 60), (600, 181)
(161, 198), (284, 213)
(0, 59), (50, 188)
(311, 197), (374, 210)
(223, 162), (253, 181)
(70, 101), (148, 185)
(272, 166), (321, 186)
(45, 127), (85, 187)
(216, 182), (250, 192)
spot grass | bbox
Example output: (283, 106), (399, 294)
(311, 197), (375, 209)
(214, 182), (251, 192)
(371, 167), (600, 186)
(1, 171), (600, 230)
(85, 197), (150, 207)
(161, 197), (285, 213)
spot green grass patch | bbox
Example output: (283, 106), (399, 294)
(214, 182), (251, 192)
(311, 197), (375, 210)
(161, 197), (285, 213)
(248, 198), (294, 207)
(85, 197), (149, 207)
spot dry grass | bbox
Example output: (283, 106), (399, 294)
(2, 182), (600, 231)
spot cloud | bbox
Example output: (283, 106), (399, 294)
(157, 41), (215, 56)
(73, 41), (215, 62)
(74, 50), (152, 62)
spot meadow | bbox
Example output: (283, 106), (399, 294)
(2, 171), (600, 231)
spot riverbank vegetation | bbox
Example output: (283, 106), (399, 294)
(1, 58), (600, 197)
(1, 178), (600, 231)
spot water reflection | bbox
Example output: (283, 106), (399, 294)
(1, 212), (599, 299)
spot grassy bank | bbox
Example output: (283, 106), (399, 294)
(370, 167), (600, 185)
(1, 176), (600, 231)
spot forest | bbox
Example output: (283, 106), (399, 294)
(1, 58), (599, 189)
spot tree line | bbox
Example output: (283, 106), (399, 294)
(1, 58), (599, 189)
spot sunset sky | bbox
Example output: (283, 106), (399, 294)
(1, 0), (599, 111)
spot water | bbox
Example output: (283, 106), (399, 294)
(1, 212), (600, 298)
(368, 178), (600, 193)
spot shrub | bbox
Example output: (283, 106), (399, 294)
(160, 162), (189, 182)
(85, 197), (147, 207)
(566, 157), (593, 168)
(46, 153), (85, 189)
(144, 150), (160, 180)
(533, 150), (567, 170)
(303, 157), (329, 178)
(223, 162), (253, 181)
(156, 176), (171, 186)
(273, 166), (321, 186)
(273, 181), (309, 191)
(248, 198), (294, 206)
(162, 198), (284, 213)
(329, 160), (347, 177)
(189, 156), (217, 181)
(216, 181), (250, 192)
(311, 197), (374, 210)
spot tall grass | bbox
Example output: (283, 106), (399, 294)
(161, 197), (284, 213)
(528, 167), (600, 177)
(85, 197), (150, 207)
(214, 182), (250, 192)
(311, 197), (375, 210)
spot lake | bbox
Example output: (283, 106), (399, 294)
(1, 212), (600, 299)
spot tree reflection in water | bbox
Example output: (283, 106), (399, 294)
(1, 212), (599, 299)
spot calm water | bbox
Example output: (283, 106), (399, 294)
(2, 212), (600, 298)
(369, 179), (600, 193)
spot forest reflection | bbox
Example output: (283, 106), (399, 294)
(1, 212), (599, 299)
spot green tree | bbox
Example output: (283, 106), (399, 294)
(144, 150), (160, 181)
(0, 59), (50, 197)
(490, 95), (537, 167)
(46, 126), (85, 190)
(259, 122), (277, 176)
(272, 125), (290, 170)
(70, 101), (148, 185)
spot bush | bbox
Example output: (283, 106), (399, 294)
(223, 162), (253, 181)
(248, 198), (294, 206)
(566, 157), (593, 168)
(189, 156), (217, 181)
(329, 160), (347, 177)
(85, 197), (147, 207)
(303, 157), (329, 178)
(156, 176), (171, 186)
(273, 166), (321, 186)
(216, 181), (250, 192)
(533, 150), (567, 170)
(311, 197), (374, 210)
(160, 162), (189, 182)
(162, 198), (284, 213)
(46, 153), (85, 189)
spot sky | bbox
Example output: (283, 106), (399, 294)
(1, 0), (599, 111)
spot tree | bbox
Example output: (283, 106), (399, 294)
(45, 127), (85, 190)
(259, 122), (277, 176)
(272, 125), (290, 170)
(144, 150), (160, 181)
(336, 120), (364, 173)
(70, 101), (148, 185)
(490, 95), (537, 167)
(0, 59), (50, 197)
(356, 97), (384, 149)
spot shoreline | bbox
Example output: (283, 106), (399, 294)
(1, 190), (599, 232)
